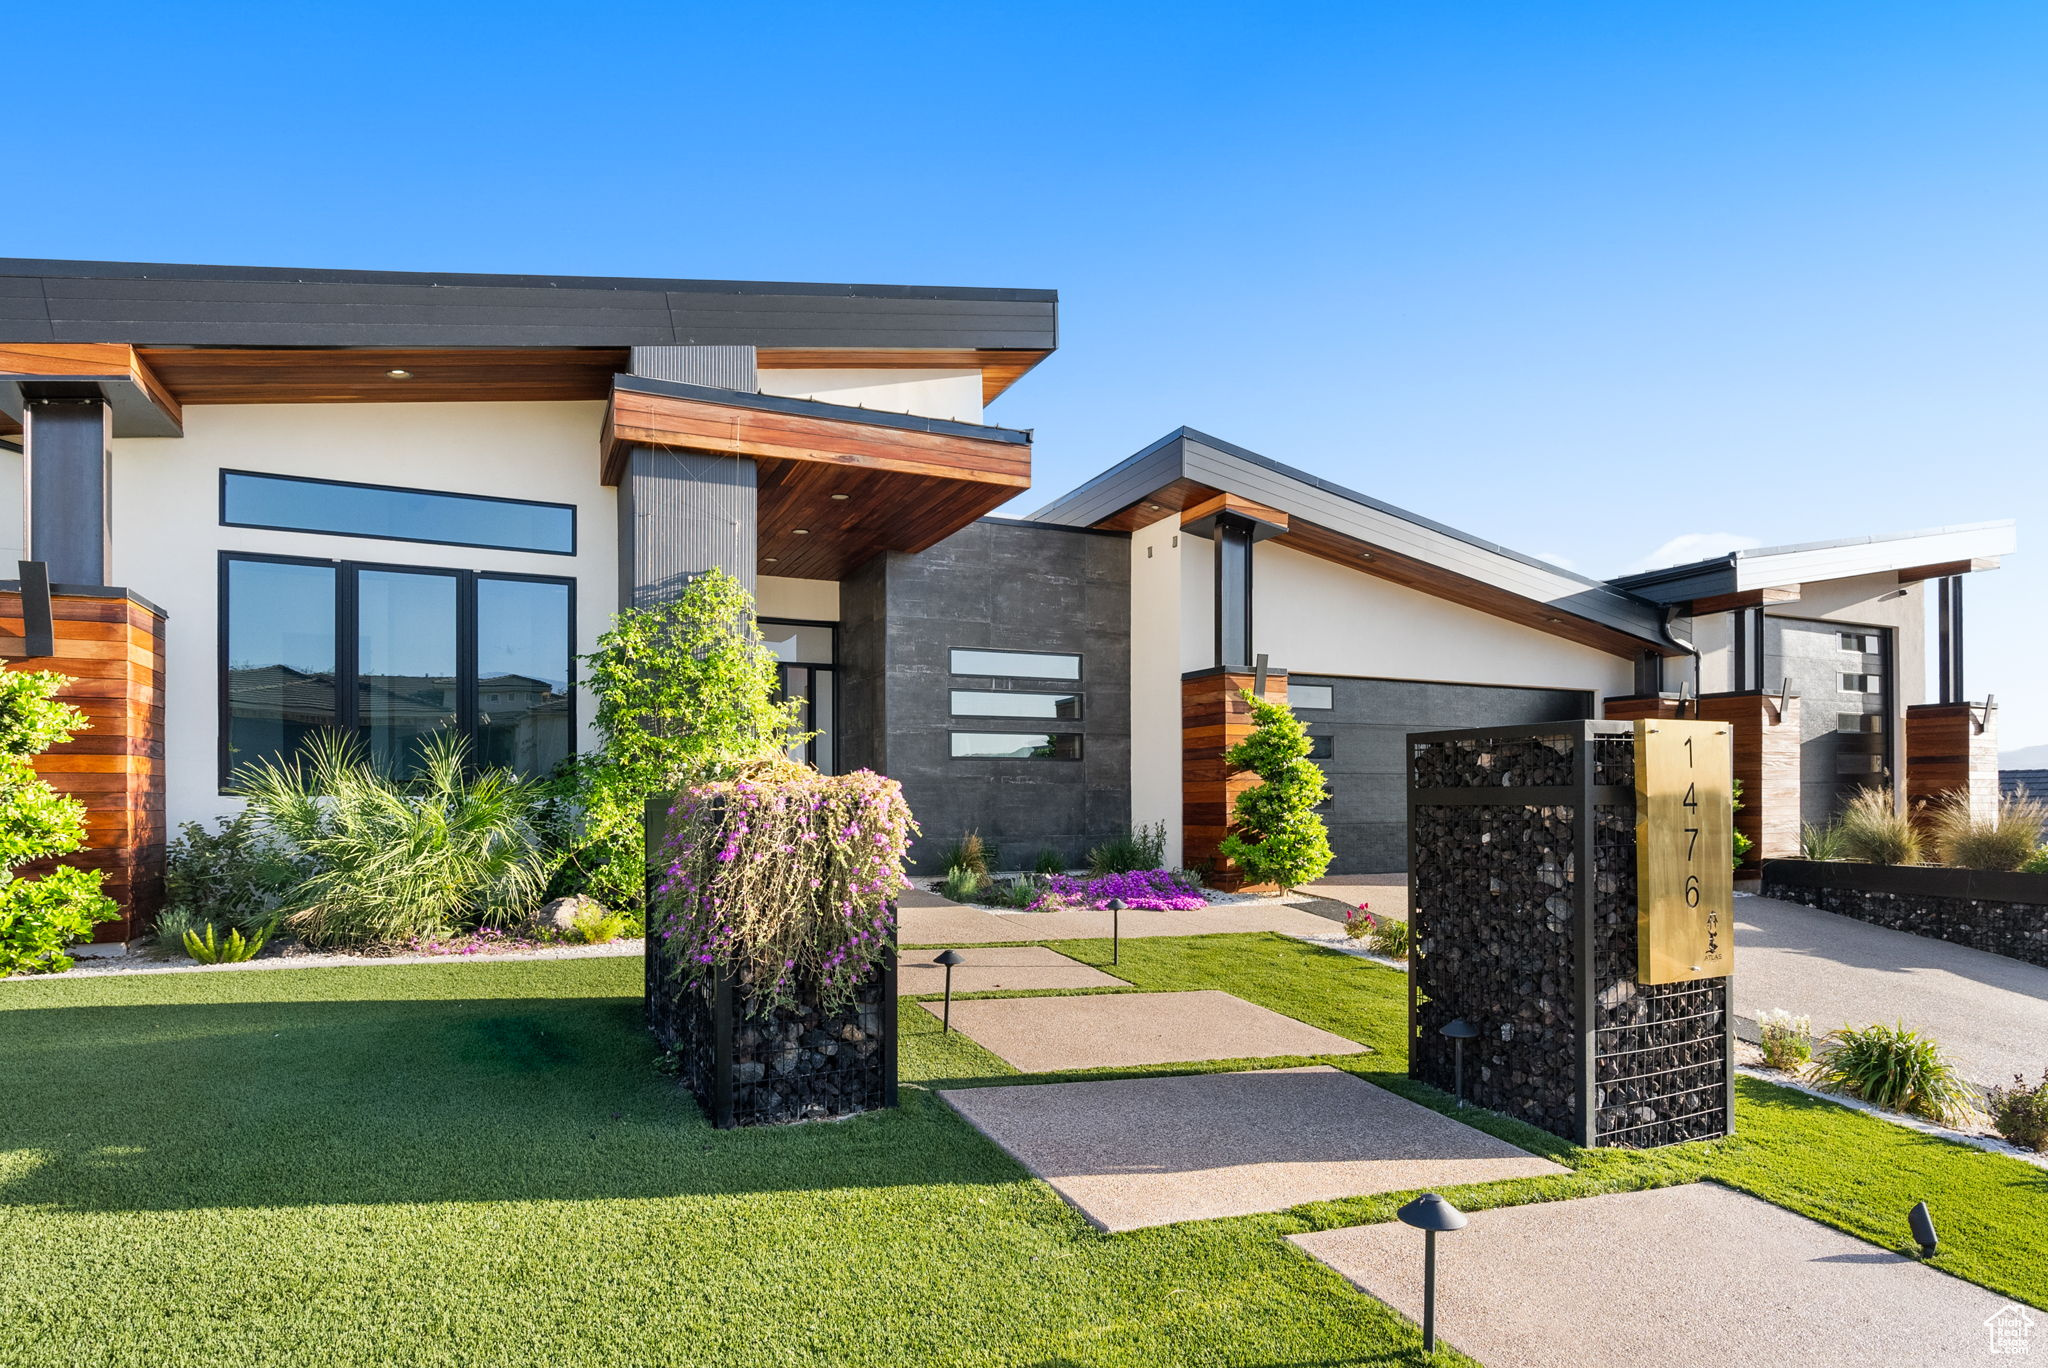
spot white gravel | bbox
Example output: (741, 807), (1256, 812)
(4, 938), (644, 983)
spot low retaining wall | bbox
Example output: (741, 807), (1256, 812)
(1760, 860), (2048, 969)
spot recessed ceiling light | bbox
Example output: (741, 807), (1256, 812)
(1546, 616), (1564, 623)
(764, 556), (778, 563)
(830, 493), (850, 501)
(1146, 503), (1161, 510)
(386, 369), (413, 380)
(791, 528), (810, 535)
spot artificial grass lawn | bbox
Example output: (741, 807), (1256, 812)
(0, 935), (2039, 1368)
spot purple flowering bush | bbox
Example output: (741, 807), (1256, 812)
(653, 763), (916, 1014)
(1028, 867), (1207, 912)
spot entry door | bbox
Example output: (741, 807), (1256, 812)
(1763, 617), (1892, 826)
(759, 619), (837, 774)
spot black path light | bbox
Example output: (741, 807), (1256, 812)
(1909, 1201), (1938, 1258)
(1396, 1192), (1467, 1356)
(933, 949), (965, 1032)
(1439, 1018), (1478, 1108)
(1107, 898), (1125, 965)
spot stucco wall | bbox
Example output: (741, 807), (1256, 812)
(756, 368), (983, 424)
(108, 401), (616, 833)
(1129, 517), (1185, 864)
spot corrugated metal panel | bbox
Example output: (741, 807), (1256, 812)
(630, 346), (758, 392)
(617, 448), (756, 607)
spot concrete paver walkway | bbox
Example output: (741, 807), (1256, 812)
(1736, 893), (2048, 1088)
(921, 990), (1367, 1072)
(897, 946), (1124, 995)
(943, 1065), (1564, 1230)
(1293, 1182), (2022, 1367)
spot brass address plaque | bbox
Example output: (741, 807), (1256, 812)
(1634, 719), (1734, 984)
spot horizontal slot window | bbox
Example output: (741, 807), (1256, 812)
(1840, 674), (1882, 694)
(949, 732), (1083, 761)
(1291, 684), (1334, 710)
(223, 471), (576, 555)
(949, 648), (1081, 681)
(760, 620), (836, 664)
(1838, 631), (1879, 653)
(949, 690), (1083, 720)
(1307, 735), (1334, 760)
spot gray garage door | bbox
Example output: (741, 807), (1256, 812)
(1291, 675), (1595, 874)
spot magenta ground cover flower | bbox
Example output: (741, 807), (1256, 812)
(1028, 867), (1206, 912)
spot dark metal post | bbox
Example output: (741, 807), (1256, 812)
(1453, 1037), (1465, 1107)
(879, 940), (899, 1108)
(1573, 723), (1599, 1147)
(711, 971), (736, 1129)
(15, 561), (53, 659)
(933, 948), (964, 1032)
(1214, 512), (1254, 669)
(1108, 897), (1124, 964)
(1422, 1229), (1438, 1353)
(1950, 576), (1965, 702)
(23, 397), (111, 587)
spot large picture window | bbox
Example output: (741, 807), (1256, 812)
(222, 553), (573, 786)
(221, 470), (576, 555)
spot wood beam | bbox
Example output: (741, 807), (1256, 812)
(1896, 558), (2000, 583)
(1180, 491), (1289, 535)
(1687, 586), (1801, 616)
(0, 343), (181, 436)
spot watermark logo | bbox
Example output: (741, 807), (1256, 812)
(1988, 1304), (2036, 1356)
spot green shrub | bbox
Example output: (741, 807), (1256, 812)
(938, 831), (996, 880)
(1217, 692), (1333, 890)
(182, 920), (275, 964)
(1834, 787), (1922, 866)
(0, 670), (119, 977)
(1927, 789), (2048, 872)
(1731, 779), (1755, 869)
(1344, 907), (1410, 958)
(164, 811), (301, 933)
(1800, 821), (1848, 861)
(233, 731), (554, 948)
(567, 570), (805, 915)
(1085, 821), (1167, 875)
(562, 906), (630, 946)
(940, 864), (986, 903)
(1986, 1069), (2048, 1152)
(1812, 1021), (1975, 1124)
(1755, 1009), (1813, 1071)
(2022, 846), (2048, 875)
(1032, 848), (1065, 875)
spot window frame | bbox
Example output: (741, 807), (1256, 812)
(947, 647), (1084, 682)
(947, 688), (1084, 721)
(219, 469), (579, 557)
(217, 551), (575, 790)
(948, 731), (1085, 762)
(759, 617), (840, 773)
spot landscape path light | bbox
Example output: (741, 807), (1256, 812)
(1439, 1018), (1478, 1107)
(1107, 898), (1124, 965)
(1909, 1200), (1938, 1258)
(1395, 1192), (1467, 1356)
(933, 949), (964, 1032)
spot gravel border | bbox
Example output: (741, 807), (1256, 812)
(1735, 1057), (2048, 1171)
(3, 938), (645, 983)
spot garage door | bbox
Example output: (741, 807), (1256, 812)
(1290, 675), (1595, 874)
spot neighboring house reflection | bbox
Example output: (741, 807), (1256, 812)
(225, 666), (569, 777)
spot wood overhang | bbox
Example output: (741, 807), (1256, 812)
(1687, 586), (1803, 615)
(1896, 557), (2001, 583)
(603, 376), (1032, 581)
(753, 348), (1051, 405)
(0, 343), (182, 436)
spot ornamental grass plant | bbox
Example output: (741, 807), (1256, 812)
(1926, 788), (2048, 872)
(1811, 1020), (1976, 1124)
(1833, 787), (1922, 866)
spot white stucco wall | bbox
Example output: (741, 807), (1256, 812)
(756, 576), (840, 621)
(0, 444), (20, 567)
(1129, 517), (1185, 864)
(1250, 540), (1635, 696)
(108, 401), (615, 832)
(756, 368), (983, 424)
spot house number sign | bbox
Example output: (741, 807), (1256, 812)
(1634, 719), (1735, 984)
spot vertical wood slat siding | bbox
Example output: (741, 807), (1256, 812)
(1906, 702), (2000, 824)
(1182, 669), (1288, 891)
(0, 591), (165, 942)
(1694, 691), (1801, 865)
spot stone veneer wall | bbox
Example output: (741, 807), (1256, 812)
(1761, 862), (2048, 969)
(1409, 725), (1732, 1148)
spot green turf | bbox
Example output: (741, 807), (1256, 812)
(0, 934), (2039, 1367)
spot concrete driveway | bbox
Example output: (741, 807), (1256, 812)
(1734, 892), (2048, 1089)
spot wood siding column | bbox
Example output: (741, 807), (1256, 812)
(1, 590), (165, 942)
(1182, 666), (1287, 891)
(1602, 694), (1685, 722)
(1907, 702), (1999, 823)
(1696, 690), (1800, 866)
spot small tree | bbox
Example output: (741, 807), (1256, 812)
(567, 569), (803, 912)
(0, 670), (119, 976)
(1217, 690), (1333, 890)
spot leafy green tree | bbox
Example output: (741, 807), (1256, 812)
(1217, 690), (1334, 890)
(566, 569), (803, 912)
(0, 670), (119, 976)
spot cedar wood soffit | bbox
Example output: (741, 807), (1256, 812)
(1030, 427), (1680, 659)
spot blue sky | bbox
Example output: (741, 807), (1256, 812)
(12, 2), (2045, 748)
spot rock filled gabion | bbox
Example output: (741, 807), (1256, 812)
(1759, 879), (2048, 970)
(1410, 726), (1732, 1149)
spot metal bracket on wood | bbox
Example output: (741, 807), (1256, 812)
(8, 560), (53, 659)
(1972, 695), (1996, 734)
(1770, 677), (1794, 725)
(1252, 652), (1270, 699)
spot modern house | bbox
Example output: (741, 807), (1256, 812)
(0, 256), (2015, 941)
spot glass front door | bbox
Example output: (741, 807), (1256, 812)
(759, 619), (837, 773)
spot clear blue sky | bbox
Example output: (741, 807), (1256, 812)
(12, 2), (2045, 749)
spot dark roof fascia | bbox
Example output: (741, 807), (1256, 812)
(613, 374), (1033, 445)
(0, 257), (1057, 303)
(1032, 426), (1668, 649)
(0, 258), (1058, 351)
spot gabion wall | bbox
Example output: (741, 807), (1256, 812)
(1409, 724), (1733, 1148)
(647, 935), (897, 1127)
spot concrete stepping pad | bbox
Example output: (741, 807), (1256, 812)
(1292, 1182), (2022, 1367)
(918, 989), (1366, 1072)
(897, 946), (1125, 995)
(943, 1065), (1564, 1230)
